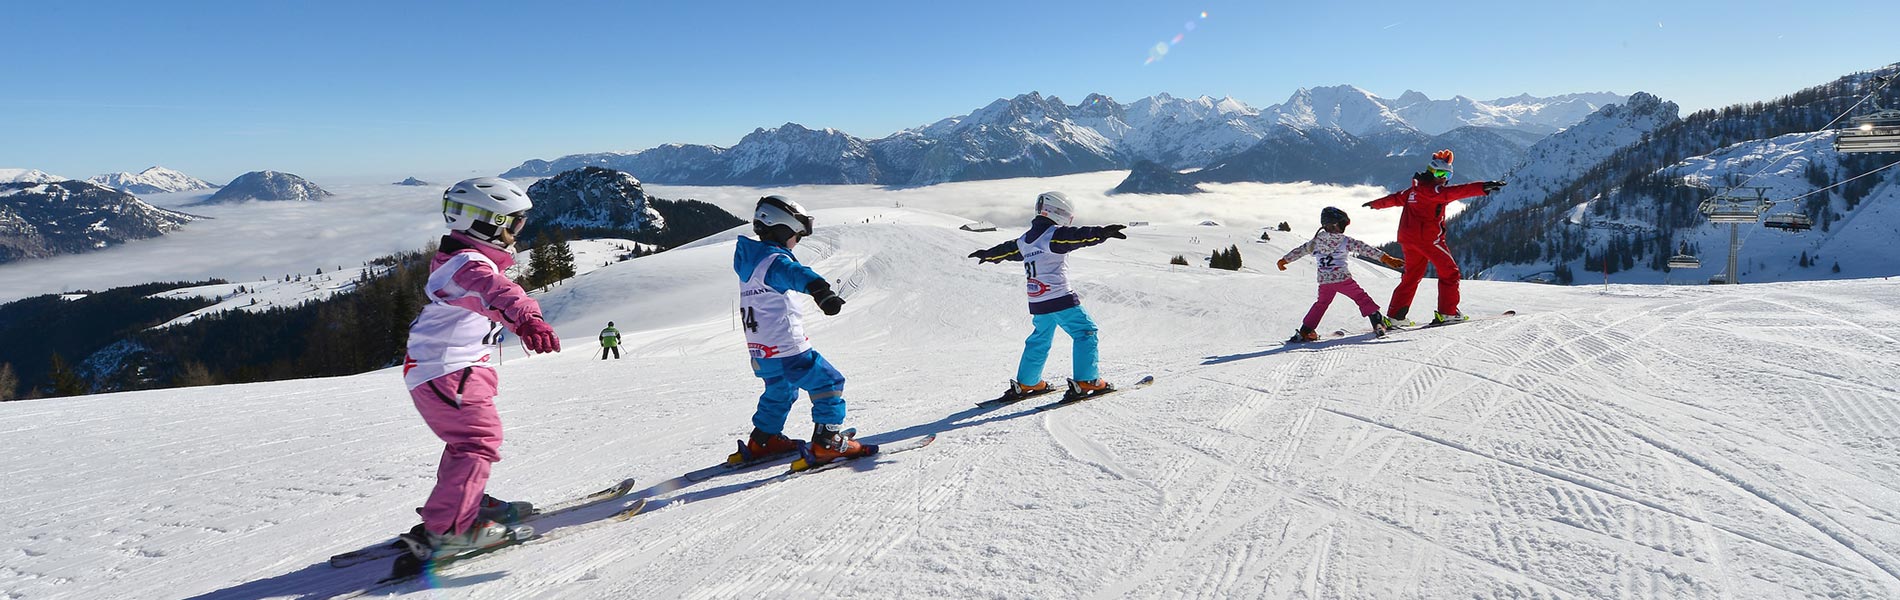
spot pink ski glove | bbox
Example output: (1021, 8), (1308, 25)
(517, 318), (561, 354)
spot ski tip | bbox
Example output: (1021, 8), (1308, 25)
(1502, 310), (1517, 315)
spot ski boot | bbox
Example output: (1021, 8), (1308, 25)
(396, 519), (524, 563)
(478, 493), (532, 525)
(994, 379), (1053, 403)
(1285, 327), (1320, 344)
(1369, 313), (1390, 338)
(1388, 310), (1416, 329)
(792, 423), (878, 471)
(1429, 311), (1469, 326)
(730, 427), (801, 465)
(1063, 378), (1116, 402)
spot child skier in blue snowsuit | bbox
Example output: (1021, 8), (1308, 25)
(731, 195), (876, 469)
(969, 191), (1128, 402)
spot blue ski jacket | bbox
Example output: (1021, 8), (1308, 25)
(733, 236), (825, 293)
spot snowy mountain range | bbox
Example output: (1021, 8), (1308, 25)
(85, 166), (218, 195)
(502, 87), (1626, 188)
(0, 180), (196, 263)
(200, 170), (332, 204)
(0, 169), (67, 184)
(1448, 65), (1900, 284)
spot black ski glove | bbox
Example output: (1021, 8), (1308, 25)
(1103, 224), (1127, 239)
(1482, 181), (1507, 193)
(1361, 201), (1376, 208)
(806, 280), (846, 316)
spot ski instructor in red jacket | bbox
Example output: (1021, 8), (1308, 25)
(1363, 149), (1505, 326)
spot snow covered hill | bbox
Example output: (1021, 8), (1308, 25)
(86, 166), (218, 195)
(0, 168), (67, 184)
(4, 207), (1897, 599)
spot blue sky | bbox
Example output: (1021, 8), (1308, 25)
(3, 0), (1893, 182)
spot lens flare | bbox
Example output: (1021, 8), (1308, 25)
(1142, 10), (1207, 65)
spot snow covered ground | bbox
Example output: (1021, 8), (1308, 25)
(4, 207), (1898, 599)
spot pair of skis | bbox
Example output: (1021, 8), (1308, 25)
(328, 477), (648, 593)
(1286, 310), (1518, 346)
(976, 375), (1157, 410)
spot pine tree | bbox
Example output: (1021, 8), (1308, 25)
(47, 354), (86, 397)
(546, 232), (578, 283)
(525, 236), (556, 290)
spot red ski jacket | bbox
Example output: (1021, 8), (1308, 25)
(1366, 178), (1490, 245)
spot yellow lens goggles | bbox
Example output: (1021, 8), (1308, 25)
(446, 201), (528, 233)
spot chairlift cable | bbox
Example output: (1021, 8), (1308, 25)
(1719, 70), (1897, 197)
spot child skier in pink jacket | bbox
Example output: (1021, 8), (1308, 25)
(1277, 206), (1403, 343)
(398, 177), (561, 560)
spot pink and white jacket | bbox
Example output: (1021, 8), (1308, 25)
(1279, 230), (1392, 285)
(403, 233), (544, 390)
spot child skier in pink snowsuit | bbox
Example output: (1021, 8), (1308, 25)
(399, 177), (561, 556)
(1277, 206), (1404, 343)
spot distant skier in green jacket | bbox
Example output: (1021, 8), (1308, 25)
(598, 322), (621, 360)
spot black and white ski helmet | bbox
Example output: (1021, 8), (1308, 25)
(1320, 206), (1350, 232)
(754, 195), (814, 244)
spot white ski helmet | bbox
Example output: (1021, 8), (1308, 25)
(443, 177), (532, 249)
(754, 195), (814, 245)
(1035, 191), (1075, 226)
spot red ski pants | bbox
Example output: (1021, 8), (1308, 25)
(1389, 238), (1461, 319)
(408, 367), (503, 536)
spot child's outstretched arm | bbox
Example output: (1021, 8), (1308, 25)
(1344, 235), (1404, 270)
(968, 240), (1023, 263)
(1049, 224), (1127, 254)
(763, 255), (844, 315)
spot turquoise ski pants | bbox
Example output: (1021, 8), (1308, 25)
(1016, 306), (1100, 385)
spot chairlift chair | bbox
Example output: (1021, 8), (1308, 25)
(1762, 212), (1814, 231)
(1667, 254), (1701, 269)
(1835, 110), (1900, 153)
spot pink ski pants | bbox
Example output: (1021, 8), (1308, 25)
(408, 367), (503, 536)
(1302, 279), (1381, 331)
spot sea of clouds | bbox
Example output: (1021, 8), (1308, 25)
(0, 170), (1434, 302)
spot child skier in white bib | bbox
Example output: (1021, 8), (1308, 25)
(1277, 206), (1404, 343)
(969, 191), (1128, 402)
(731, 195), (875, 470)
(398, 177), (562, 561)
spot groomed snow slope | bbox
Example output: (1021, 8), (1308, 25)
(5, 208), (1899, 599)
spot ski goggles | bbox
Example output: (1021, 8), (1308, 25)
(1429, 167), (1452, 179)
(446, 201), (530, 234)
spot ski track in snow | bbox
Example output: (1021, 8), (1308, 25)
(3, 207), (1899, 599)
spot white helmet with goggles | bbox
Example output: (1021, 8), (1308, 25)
(754, 195), (815, 245)
(443, 177), (532, 249)
(1428, 149), (1454, 180)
